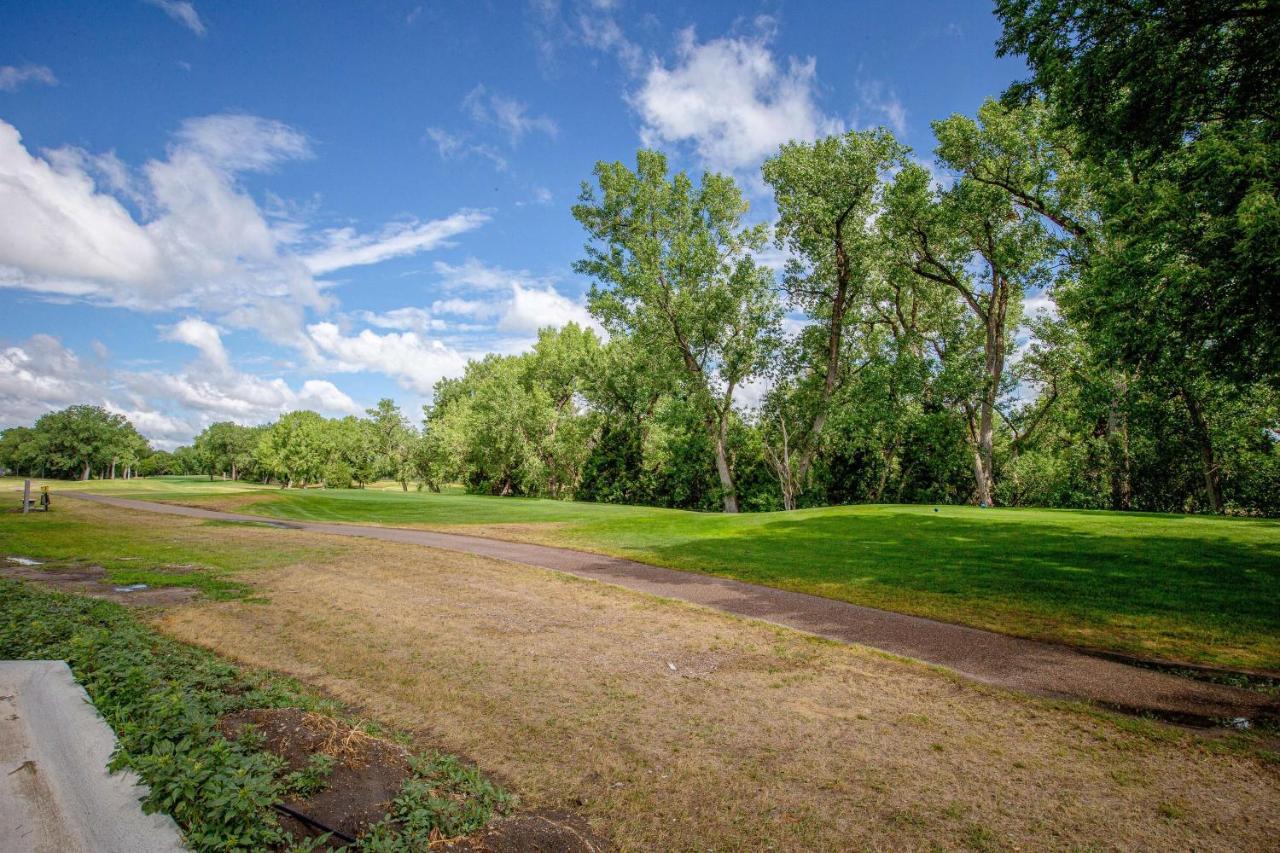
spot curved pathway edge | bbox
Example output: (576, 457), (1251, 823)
(65, 492), (1277, 725)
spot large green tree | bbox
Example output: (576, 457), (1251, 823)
(193, 422), (260, 481)
(997, 0), (1280, 384)
(254, 411), (330, 488)
(367, 399), (418, 491)
(760, 128), (909, 508)
(883, 104), (1067, 505)
(27, 405), (141, 481)
(573, 150), (780, 512)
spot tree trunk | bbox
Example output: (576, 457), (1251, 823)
(1107, 378), (1132, 511)
(972, 282), (1007, 506)
(1180, 388), (1223, 513)
(972, 450), (994, 507)
(81, 461), (91, 481)
(763, 413), (799, 510)
(109, 460), (116, 479)
(231, 461), (237, 481)
(712, 412), (739, 513)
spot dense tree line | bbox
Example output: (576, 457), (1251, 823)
(0, 406), (148, 481)
(2, 4), (1275, 514)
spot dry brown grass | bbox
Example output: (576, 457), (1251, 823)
(142, 520), (1280, 852)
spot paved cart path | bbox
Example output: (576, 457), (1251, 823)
(67, 492), (1278, 725)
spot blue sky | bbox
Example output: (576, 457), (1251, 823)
(0, 0), (1024, 447)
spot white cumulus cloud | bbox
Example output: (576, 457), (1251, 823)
(307, 322), (472, 396)
(632, 27), (841, 173)
(0, 116), (486, 350)
(499, 282), (600, 334)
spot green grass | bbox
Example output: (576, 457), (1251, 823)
(0, 480), (347, 598)
(10, 476), (1280, 670)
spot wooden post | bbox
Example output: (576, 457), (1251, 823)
(22, 479), (31, 514)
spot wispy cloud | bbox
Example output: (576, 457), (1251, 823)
(462, 85), (558, 144)
(423, 126), (509, 171)
(145, 0), (207, 37)
(304, 211), (491, 275)
(856, 80), (907, 136)
(0, 64), (57, 92)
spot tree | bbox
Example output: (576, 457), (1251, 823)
(367, 399), (417, 491)
(577, 335), (675, 505)
(423, 325), (601, 498)
(0, 427), (36, 477)
(997, 0), (1280, 384)
(883, 104), (1066, 505)
(328, 416), (380, 487)
(193, 422), (259, 480)
(255, 411), (330, 488)
(573, 150), (780, 512)
(760, 128), (909, 508)
(137, 449), (176, 477)
(28, 405), (137, 480)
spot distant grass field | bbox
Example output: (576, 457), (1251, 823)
(8, 476), (1280, 670)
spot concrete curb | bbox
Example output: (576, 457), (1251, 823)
(0, 660), (187, 852)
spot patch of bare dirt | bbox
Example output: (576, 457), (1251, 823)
(219, 708), (409, 842)
(0, 558), (198, 606)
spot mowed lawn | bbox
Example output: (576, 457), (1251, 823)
(11, 476), (1280, 670)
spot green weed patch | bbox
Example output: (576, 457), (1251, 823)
(0, 580), (510, 850)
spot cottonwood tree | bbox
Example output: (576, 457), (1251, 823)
(577, 335), (677, 504)
(759, 128), (909, 508)
(573, 150), (780, 513)
(424, 324), (601, 497)
(883, 112), (1065, 505)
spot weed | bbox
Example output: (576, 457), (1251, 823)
(284, 754), (335, 798)
(359, 752), (513, 847)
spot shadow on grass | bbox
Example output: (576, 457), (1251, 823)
(623, 509), (1280, 657)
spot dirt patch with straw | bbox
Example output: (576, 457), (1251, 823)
(219, 708), (410, 842)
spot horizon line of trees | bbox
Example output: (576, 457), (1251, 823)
(3, 3), (1276, 516)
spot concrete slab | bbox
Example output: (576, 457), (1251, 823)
(0, 660), (187, 852)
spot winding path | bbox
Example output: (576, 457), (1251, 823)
(68, 492), (1277, 725)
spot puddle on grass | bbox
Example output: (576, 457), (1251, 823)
(6, 556), (42, 566)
